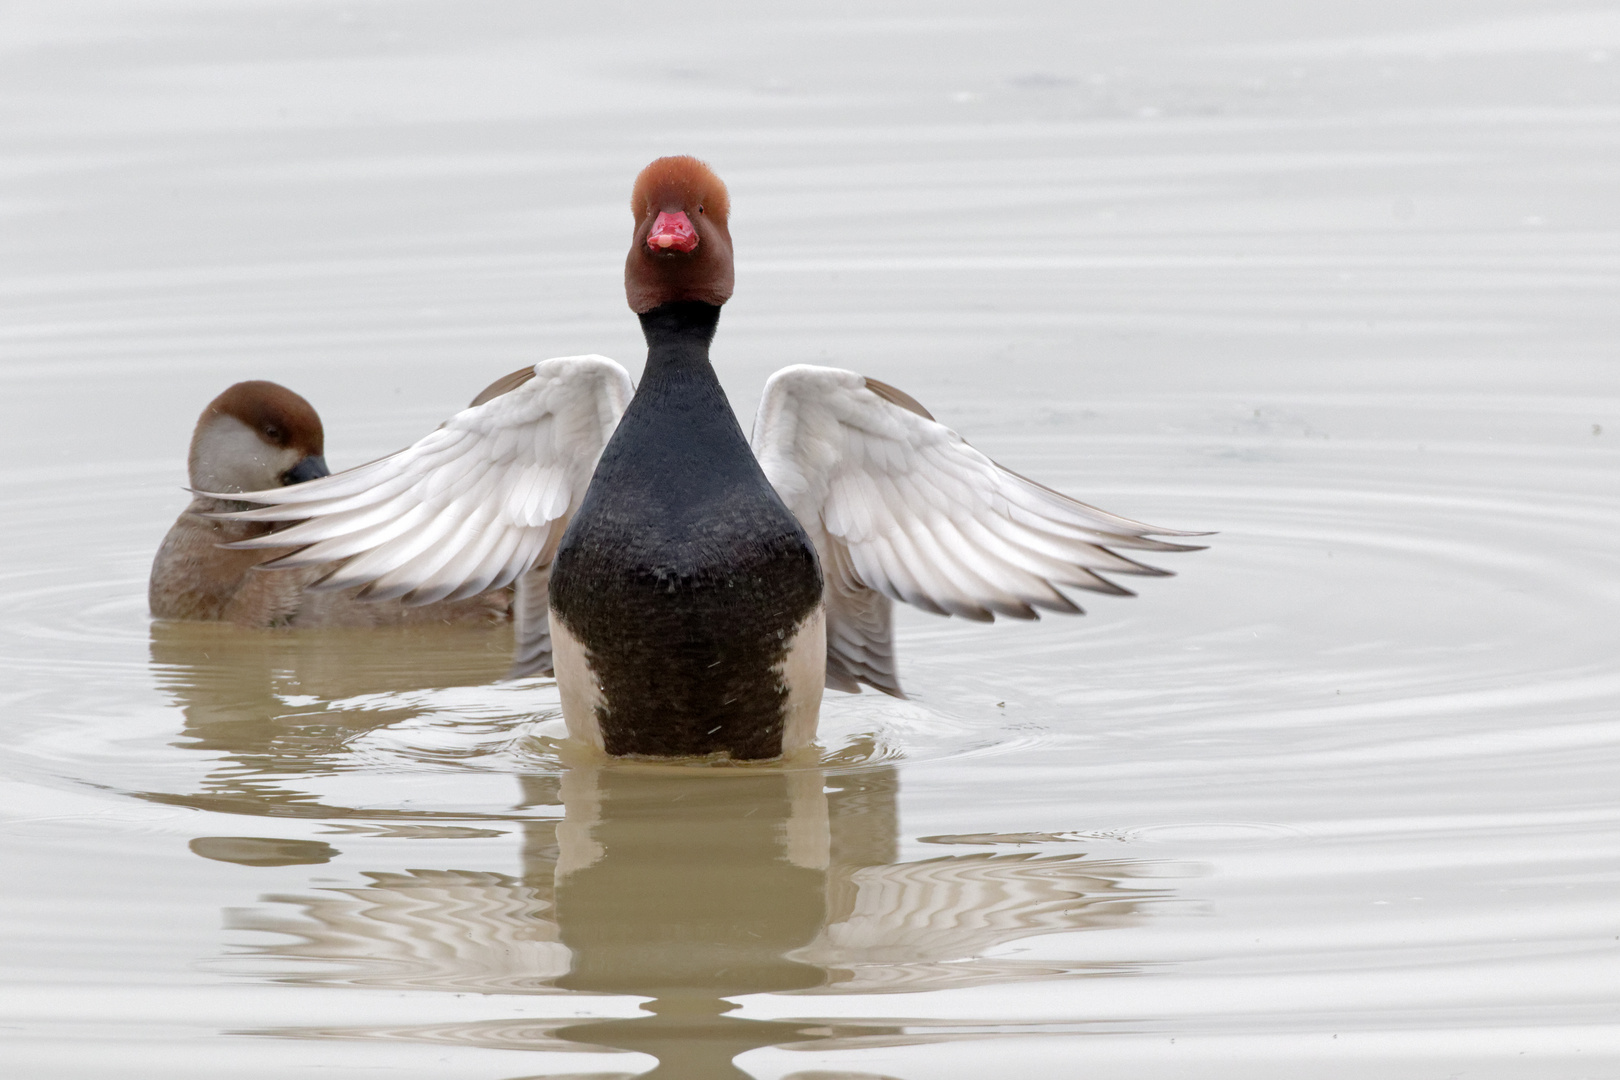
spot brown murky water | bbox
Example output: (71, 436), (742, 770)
(4, 3), (1620, 1077)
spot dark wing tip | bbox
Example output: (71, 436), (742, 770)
(863, 377), (936, 421)
(468, 365), (538, 408)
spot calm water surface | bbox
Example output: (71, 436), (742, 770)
(4, 3), (1619, 1077)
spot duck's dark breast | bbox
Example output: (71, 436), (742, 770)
(549, 359), (823, 760)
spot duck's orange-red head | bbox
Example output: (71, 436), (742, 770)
(625, 155), (734, 313)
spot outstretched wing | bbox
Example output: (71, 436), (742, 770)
(212, 355), (634, 673)
(750, 365), (1205, 697)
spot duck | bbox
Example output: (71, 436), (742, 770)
(214, 156), (1203, 758)
(150, 380), (509, 628)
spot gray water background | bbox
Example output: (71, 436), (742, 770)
(3, 2), (1619, 1077)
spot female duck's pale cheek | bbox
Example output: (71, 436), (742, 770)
(189, 415), (298, 494)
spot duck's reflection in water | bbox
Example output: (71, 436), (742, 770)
(546, 767), (850, 1078)
(224, 766), (1171, 1078)
(146, 618), (512, 816)
(153, 625), (1177, 1077)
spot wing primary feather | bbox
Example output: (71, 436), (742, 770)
(258, 501), (442, 574)
(956, 515), (1101, 590)
(901, 517), (1020, 621)
(439, 523), (545, 604)
(999, 465), (1211, 538)
(394, 509), (512, 606)
(319, 481), (497, 598)
(222, 488), (434, 554)
(485, 530), (548, 595)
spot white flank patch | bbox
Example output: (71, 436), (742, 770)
(549, 610), (606, 752)
(778, 604), (827, 756)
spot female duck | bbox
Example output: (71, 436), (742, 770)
(152, 380), (507, 627)
(216, 157), (1201, 758)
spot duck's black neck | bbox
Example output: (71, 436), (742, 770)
(638, 300), (722, 378)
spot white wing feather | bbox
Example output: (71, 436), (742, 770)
(211, 355), (634, 673)
(751, 365), (1204, 697)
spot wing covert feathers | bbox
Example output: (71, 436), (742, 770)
(207, 355), (633, 609)
(751, 364), (1204, 696)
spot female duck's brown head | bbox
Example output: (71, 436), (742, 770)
(188, 380), (329, 494)
(624, 155), (734, 313)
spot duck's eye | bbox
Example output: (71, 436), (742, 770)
(696, 205), (705, 214)
(263, 425), (284, 443)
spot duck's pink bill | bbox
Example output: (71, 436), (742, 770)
(647, 211), (698, 252)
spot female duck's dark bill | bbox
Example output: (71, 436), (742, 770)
(282, 455), (329, 485)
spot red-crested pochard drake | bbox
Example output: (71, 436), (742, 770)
(215, 157), (1203, 758)
(151, 380), (508, 628)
